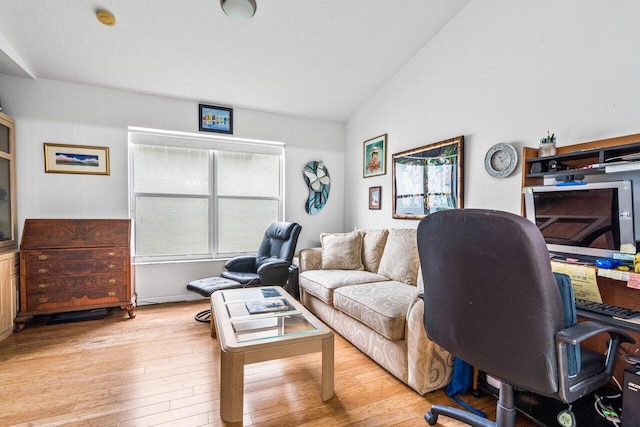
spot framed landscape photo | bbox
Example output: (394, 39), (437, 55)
(44, 143), (110, 175)
(369, 186), (381, 210)
(199, 104), (233, 134)
(392, 135), (464, 219)
(363, 134), (387, 178)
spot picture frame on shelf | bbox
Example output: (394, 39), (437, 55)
(392, 135), (464, 219)
(199, 104), (233, 134)
(363, 134), (387, 178)
(43, 143), (110, 175)
(369, 186), (381, 210)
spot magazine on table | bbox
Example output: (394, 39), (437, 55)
(245, 298), (289, 314)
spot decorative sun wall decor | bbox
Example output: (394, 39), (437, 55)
(303, 161), (330, 215)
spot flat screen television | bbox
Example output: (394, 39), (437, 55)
(523, 180), (636, 260)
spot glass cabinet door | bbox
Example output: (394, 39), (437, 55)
(0, 112), (16, 249)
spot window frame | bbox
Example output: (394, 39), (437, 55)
(129, 127), (285, 263)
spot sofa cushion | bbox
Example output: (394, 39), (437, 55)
(320, 231), (364, 270)
(300, 269), (389, 305)
(378, 228), (420, 285)
(359, 228), (389, 273)
(333, 281), (420, 341)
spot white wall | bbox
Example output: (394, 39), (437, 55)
(345, 0), (640, 230)
(0, 74), (344, 303)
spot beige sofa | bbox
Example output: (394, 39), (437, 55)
(298, 228), (453, 395)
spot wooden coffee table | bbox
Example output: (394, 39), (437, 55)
(211, 286), (334, 423)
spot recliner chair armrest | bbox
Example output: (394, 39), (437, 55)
(224, 256), (257, 272)
(556, 321), (634, 403)
(257, 260), (292, 286)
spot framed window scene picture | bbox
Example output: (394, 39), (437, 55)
(369, 186), (381, 210)
(392, 135), (464, 219)
(43, 143), (110, 175)
(199, 104), (233, 134)
(363, 134), (387, 178)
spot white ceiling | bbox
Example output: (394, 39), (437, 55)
(0, 0), (468, 123)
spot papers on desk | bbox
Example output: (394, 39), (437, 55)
(596, 268), (630, 282)
(551, 261), (603, 303)
(614, 315), (640, 324)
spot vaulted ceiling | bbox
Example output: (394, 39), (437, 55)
(0, 0), (469, 122)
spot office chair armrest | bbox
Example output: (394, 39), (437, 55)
(257, 260), (292, 286)
(556, 321), (634, 346)
(224, 256), (257, 272)
(556, 321), (634, 402)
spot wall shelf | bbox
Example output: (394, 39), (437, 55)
(524, 139), (640, 180)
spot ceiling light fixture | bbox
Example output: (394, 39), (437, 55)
(96, 9), (116, 26)
(220, 0), (256, 22)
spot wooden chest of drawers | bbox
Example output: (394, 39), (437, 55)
(15, 219), (135, 330)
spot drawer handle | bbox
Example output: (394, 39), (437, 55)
(108, 251), (116, 256)
(38, 283), (50, 289)
(38, 268), (48, 274)
(38, 254), (48, 261)
(108, 291), (116, 296)
(108, 264), (116, 269)
(38, 297), (49, 303)
(108, 278), (116, 284)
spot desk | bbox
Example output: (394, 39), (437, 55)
(576, 273), (640, 382)
(472, 268), (639, 425)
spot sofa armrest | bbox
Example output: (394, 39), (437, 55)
(299, 247), (322, 272)
(405, 294), (454, 394)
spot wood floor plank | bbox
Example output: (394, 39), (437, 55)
(0, 300), (536, 426)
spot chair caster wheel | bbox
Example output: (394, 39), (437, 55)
(424, 412), (438, 425)
(472, 388), (481, 398)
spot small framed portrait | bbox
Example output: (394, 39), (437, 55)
(199, 104), (233, 134)
(363, 134), (387, 178)
(369, 186), (381, 210)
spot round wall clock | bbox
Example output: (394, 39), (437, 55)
(484, 143), (518, 178)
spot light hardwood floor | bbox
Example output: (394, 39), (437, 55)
(0, 301), (537, 426)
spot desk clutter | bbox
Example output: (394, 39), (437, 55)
(477, 371), (628, 427)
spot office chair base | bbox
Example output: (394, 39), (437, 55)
(425, 382), (516, 427)
(425, 406), (496, 427)
(195, 309), (211, 323)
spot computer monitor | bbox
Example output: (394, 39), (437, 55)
(523, 180), (636, 260)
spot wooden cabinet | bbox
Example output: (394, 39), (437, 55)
(0, 251), (19, 341)
(0, 112), (19, 341)
(0, 112), (17, 250)
(15, 219), (136, 331)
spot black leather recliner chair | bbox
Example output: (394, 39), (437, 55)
(222, 221), (302, 286)
(187, 221), (301, 322)
(416, 209), (634, 427)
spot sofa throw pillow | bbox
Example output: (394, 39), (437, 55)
(320, 231), (364, 270)
(377, 228), (419, 285)
(356, 228), (389, 273)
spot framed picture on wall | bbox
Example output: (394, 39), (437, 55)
(43, 143), (110, 175)
(199, 104), (233, 134)
(369, 186), (381, 210)
(363, 134), (387, 178)
(392, 135), (464, 219)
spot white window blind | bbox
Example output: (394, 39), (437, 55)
(129, 127), (284, 262)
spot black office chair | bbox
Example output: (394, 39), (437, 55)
(187, 221), (301, 321)
(416, 209), (634, 427)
